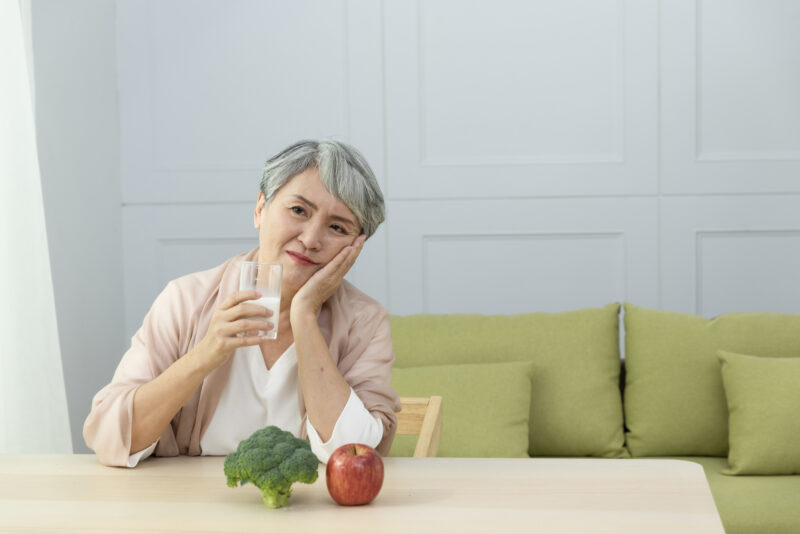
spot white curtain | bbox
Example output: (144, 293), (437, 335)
(0, 0), (72, 453)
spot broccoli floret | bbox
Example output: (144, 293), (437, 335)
(224, 425), (319, 508)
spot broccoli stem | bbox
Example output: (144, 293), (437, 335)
(261, 487), (291, 509)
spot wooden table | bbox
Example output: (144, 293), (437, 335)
(0, 455), (725, 533)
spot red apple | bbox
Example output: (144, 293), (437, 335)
(326, 443), (384, 506)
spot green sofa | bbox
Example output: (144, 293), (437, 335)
(389, 303), (800, 534)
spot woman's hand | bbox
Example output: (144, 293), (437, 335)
(291, 234), (366, 319)
(191, 290), (273, 372)
(130, 290), (271, 454)
(290, 234), (366, 441)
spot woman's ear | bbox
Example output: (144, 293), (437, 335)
(254, 192), (266, 229)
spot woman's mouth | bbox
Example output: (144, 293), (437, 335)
(286, 251), (318, 266)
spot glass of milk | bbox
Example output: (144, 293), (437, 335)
(239, 261), (282, 339)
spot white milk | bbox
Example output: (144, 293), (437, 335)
(246, 296), (281, 339)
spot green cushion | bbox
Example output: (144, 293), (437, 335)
(389, 361), (533, 458)
(718, 351), (800, 475)
(624, 303), (800, 457)
(680, 457), (800, 534)
(391, 303), (628, 458)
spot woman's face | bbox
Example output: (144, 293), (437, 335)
(254, 167), (362, 294)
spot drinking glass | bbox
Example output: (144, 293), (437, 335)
(239, 261), (282, 339)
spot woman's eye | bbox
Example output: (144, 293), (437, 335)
(330, 224), (346, 234)
(291, 206), (306, 216)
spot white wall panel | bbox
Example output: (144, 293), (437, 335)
(661, 196), (800, 316)
(384, 0), (658, 199)
(696, 231), (800, 317)
(387, 198), (659, 315)
(661, 0), (800, 193)
(122, 204), (257, 338)
(113, 0), (800, 340)
(422, 233), (625, 315)
(118, 0), (384, 204)
(345, 0), (387, 193)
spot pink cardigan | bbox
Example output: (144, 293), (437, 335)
(83, 248), (400, 466)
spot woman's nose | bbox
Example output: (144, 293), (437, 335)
(297, 221), (323, 250)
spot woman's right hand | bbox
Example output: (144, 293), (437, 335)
(191, 290), (273, 371)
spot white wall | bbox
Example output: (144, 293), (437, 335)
(24, 1), (799, 451)
(117, 0), (800, 338)
(31, 0), (124, 452)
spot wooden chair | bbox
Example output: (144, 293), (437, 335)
(396, 396), (443, 457)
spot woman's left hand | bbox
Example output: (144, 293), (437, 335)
(291, 234), (366, 318)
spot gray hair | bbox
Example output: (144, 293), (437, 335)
(259, 139), (385, 239)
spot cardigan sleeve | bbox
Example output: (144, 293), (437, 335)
(334, 302), (401, 456)
(306, 388), (384, 463)
(82, 280), (187, 466)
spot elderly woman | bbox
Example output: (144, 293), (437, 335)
(84, 140), (400, 467)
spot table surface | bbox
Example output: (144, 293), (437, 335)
(0, 454), (725, 534)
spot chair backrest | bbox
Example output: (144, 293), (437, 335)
(396, 396), (443, 457)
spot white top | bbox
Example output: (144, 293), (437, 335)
(128, 343), (383, 467)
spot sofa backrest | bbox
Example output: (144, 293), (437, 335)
(390, 303), (628, 458)
(623, 303), (800, 457)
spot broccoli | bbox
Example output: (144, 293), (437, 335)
(224, 425), (320, 508)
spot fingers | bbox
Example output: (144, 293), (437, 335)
(328, 235), (365, 275)
(228, 318), (274, 336)
(302, 236), (365, 294)
(220, 299), (274, 324)
(299, 234), (366, 287)
(211, 296), (275, 341)
(338, 238), (363, 274)
(199, 293), (278, 370)
(209, 317), (271, 338)
(234, 302), (274, 319)
(220, 289), (262, 310)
